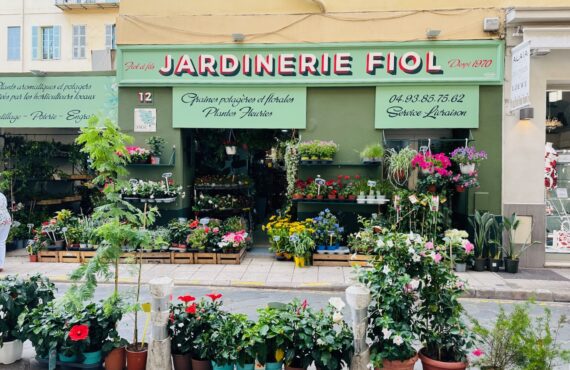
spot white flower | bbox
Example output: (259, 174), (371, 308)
(0, 311), (5, 319)
(376, 239), (384, 247)
(393, 335), (404, 346)
(387, 240), (394, 247)
(178, 323), (184, 328)
(329, 297), (346, 312)
(382, 328), (392, 339)
(382, 265), (390, 275)
(332, 312), (343, 323)
(409, 279), (420, 290)
(317, 338), (325, 346)
(412, 254), (421, 262)
(38, 298), (43, 305)
(408, 246), (415, 254)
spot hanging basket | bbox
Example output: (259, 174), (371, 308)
(225, 146), (237, 155)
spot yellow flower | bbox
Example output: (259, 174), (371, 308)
(275, 348), (285, 362)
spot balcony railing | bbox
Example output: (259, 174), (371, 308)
(55, 0), (119, 10)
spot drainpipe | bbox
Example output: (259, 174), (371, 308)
(345, 284), (371, 370)
(146, 277), (174, 370)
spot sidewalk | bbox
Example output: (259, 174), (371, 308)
(3, 252), (570, 302)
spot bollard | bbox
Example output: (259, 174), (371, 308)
(345, 284), (371, 370)
(146, 277), (174, 370)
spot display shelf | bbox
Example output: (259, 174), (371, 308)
(194, 207), (253, 213)
(546, 247), (570, 254)
(293, 200), (383, 206)
(299, 161), (381, 167)
(194, 184), (252, 191)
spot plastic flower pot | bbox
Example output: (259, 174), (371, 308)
(126, 343), (148, 370)
(82, 350), (102, 364)
(151, 156), (161, 165)
(473, 258), (486, 271)
(419, 350), (466, 370)
(0, 339), (23, 364)
(104, 347), (126, 370)
(236, 364), (255, 370)
(58, 353), (78, 363)
(378, 354), (418, 370)
(455, 185), (465, 193)
(172, 353), (192, 370)
(489, 259), (501, 272)
(505, 259), (519, 274)
(326, 245), (339, 251)
(211, 361), (233, 370)
(294, 256), (306, 268)
(460, 163), (475, 175)
(316, 245), (326, 251)
(265, 362), (283, 370)
(29, 254), (38, 262)
(192, 358), (213, 370)
(454, 262), (467, 272)
(427, 185), (437, 193)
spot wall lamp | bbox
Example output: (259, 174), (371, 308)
(232, 33), (245, 43)
(30, 70), (47, 77)
(426, 29), (441, 39)
(520, 107), (534, 120)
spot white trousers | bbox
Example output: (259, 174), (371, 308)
(0, 224), (11, 268)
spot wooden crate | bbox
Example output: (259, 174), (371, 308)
(171, 252), (194, 264)
(60, 251), (81, 263)
(194, 252), (217, 265)
(38, 251), (60, 263)
(80, 251), (97, 263)
(140, 252), (171, 264)
(348, 254), (373, 267)
(312, 253), (349, 267)
(216, 249), (246, 265)
(120, 252), (138, 264)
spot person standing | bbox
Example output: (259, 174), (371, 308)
(0, 192), (11, 272)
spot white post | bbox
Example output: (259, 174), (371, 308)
(345, 285), (371, 370)
(146, 277), (174, 370)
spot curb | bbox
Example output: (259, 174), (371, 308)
(463, 287), (570, 303)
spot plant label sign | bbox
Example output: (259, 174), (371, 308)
(367, 180), (377, 187)
(375, 85), (479, 129)
(172, 86), (306, 129)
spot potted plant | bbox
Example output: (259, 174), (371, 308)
(0, 274), (55, 364)
(443, 229), (473, 272)
(450, 145), (487, 175)
(253, 305), (288, 370)
(169, 294), (197, 370)
(26, 237), (42, 262)
(190, 293), (226, 370)
(290, 229), (315, 267)
(319, 141), (339, 161)
(305, 182), (318, 200)
(205, 313), (254, 370)
(313, 209), (343, 251)
(281, 299), (316, 370)
(489, 218), (504, 272)
(386, 147), (417, 185)
(126, 146), (152, 164)
(452, 172), (480, 193)
(312, 298), (353, 370)
(502, 213), (540, 273)
(412, 151), (452, 177)
(146, 136), (165, 165)
(469, 211), (495, 271)
(21, 301), (66, 362)
(360, 143), (384, 164)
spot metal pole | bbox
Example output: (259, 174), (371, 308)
(146, 277), (174, 370)
(345, 285), (371, 370)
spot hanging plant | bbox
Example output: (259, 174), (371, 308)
(224, 130), (237, 156)
(284, 141), (299, 201)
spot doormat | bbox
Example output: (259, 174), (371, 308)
(499, 269), (569, 282)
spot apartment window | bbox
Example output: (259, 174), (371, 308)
(7, 26), (21, 61)
(31, 25), (61, 60)
(72, 25), (86, 59)
(105, 24), (116, 49)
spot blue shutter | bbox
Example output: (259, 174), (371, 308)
(31, 26), (38, 60)
(53, 26), (61, 59)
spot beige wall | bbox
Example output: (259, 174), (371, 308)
(0, 0), (118, 72)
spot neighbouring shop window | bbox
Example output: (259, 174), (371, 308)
(545, 89), (570, 252)
(105, 24), (116, 50)
(7, 26), (21, 61)
(72, 25), (86, 59)
(31, 25), (60, 60)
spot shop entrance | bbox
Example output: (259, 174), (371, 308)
(189, 129), (293, 251)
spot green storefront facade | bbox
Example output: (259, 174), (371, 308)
(116, 40), (504, 221)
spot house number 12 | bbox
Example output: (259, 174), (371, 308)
(137, 91), (153, 103)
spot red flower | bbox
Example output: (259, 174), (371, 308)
(337, 175), (343, 179)
(185, 303), (197, 314)
(178, 295), (196, 304)
(325, 180), (334, 186)
(69, 324), (89, 341)
(344, 175), (350, 180)
(189, 220), (199, 229)
(206, 293), (223, 302)
(301, 299), (308, 310)
(204, 227), (210, 234)
(355, 175), (361, 179)
(169, 312), (175, 323)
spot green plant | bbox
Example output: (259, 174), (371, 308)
(360, 143), (384, 160)
(502, 213), (541, 260)
(385, 147), (417, 185)
(168, 219), (191, 245)
(187, 228), (209, 251)
(253, 305), (289, 364)
(145, 136), (165, 157)
(190, 294), (226, 361)
(281, 299), (317, 368)
(312, 299), (353, 370)
(20, 301), (66, 359)
(289, 230), (315, 258)
(490, 217), (504, 259)
(222, 216), (245, 233)
(206, 313), (254, 366)
(469, 210), (495, 259)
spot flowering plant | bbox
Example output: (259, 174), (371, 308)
(189, 294), (228, 361)
(450, 146), (487, 165)
(298, 140), (339, 159)
(313, 209), (344, 247)
(126, 146), (151, 164)
(312, 298), (353, 370)
(263, 215), (314, 254)
(347, 215), (382, 255)
(412, 151), (452, 176)
(289, 229), (315, 258)
(219, 230), (248, 252)
(452, 172), (480, 190)
(444, 229), (474, 264)
(193, 193), (249, 211)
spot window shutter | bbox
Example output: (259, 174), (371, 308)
(105, 24), (112, 49)
(53, 25), (61, 59)
(31, 26), (38, 60)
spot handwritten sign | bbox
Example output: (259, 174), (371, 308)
(134, 108), (156, 132)
(375, 85), (479, 129)
(172, 86), (306, 129)
(0, 76), (116, 127)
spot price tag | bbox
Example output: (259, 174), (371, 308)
(408, 195), (418, 204)
(315, 178), (326, 186)
(430, 196), (440, 212)
(556, 188), (568, 199)
(129, 178), (139, 186)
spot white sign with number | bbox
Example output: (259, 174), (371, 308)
(511, 41), (531, 111)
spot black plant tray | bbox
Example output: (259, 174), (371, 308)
(37, 358), (103, 369)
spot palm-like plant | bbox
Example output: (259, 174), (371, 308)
(469, 210), (495, 259)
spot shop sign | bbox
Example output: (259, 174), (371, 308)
(0, 76), (117, 127)
(375, 85), (479, 129)
(510, 41), (531, 111)
(118, 41), (503, 86)
(172, 86), (306, 129)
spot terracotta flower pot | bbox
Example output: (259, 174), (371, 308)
(378, 354), (418, 370)
(126, 344), (148, 370)
(348, 195), (357, 201)
(327, 195), (337, 200)
(338, 195), (346, 200)
(316, 195), (324, 200)
(105, 347), (126, 370)
(172, 353), (192, 370)
(419, 350), (466, 370)
(285, 366), (305, 370)
(306, 194), (315, 200)
(427, 184), (437, 193)
(29, 255), (38, 262)
(192, 358), (213, 370)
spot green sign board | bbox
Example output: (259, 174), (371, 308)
(172, 86), (306, 129)
(0, 76), (117, 127)
(375, 85), (479, 129)
(118, 41), (503, 86)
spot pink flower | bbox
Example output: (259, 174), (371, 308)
(456, 281), (465, 289)
(463, 241), (474, 254)
(472, 348), (484, 357)
(425, 241), (434, 250)
(432, 252), (442, 263)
